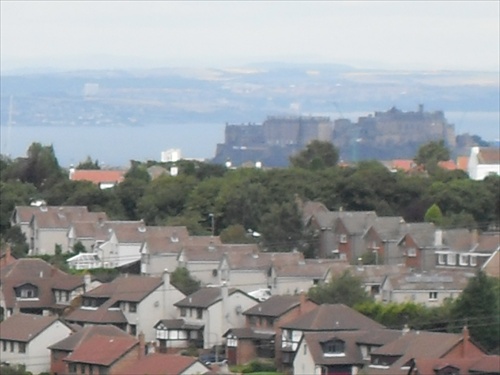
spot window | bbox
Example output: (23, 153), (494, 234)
(407, 248), (417, 257)
(180, 307), (187, 317)
(10, 341), (14, 352)
(459, 254), (468, 266)
(447, 254), (456, 266)
(196, 308), (203, 319)
(339, 234), (347, 243)
(18, 342), (26, 353)
(324, 340), (345, 354)
(68, 363), (77, 374)
(429, 292), (438, 300)
(65, 292), (70, 302)
(129, 324), (137, 336)
(2, 340), (6, 351)
(129, 302), (137, 313)
(470, 256), (477, 266)
(438, 254), (446, 265)
(303, 343), (307, 355)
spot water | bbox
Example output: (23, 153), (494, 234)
(0, 111), (498, 168)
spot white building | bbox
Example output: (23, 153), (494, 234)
(161, 148), (182, 163)
(468, 146), (500, 180)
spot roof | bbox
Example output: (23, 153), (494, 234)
(442, 228), (474, 252)
(70, 169), (126, 185)
(0, 258), (86, 310)
(142, 226), (190, 255)
(280, 303), (384, 331)
(155, 319), (204, 331)
(225, 327), (275, 340)
(0, 313), (65, 342)
(64, 334), (138, 366)
(390, 159), (416, 172)
(456, 156), (469, 171)
(126, 353), (208, 375)
(12, 205), (90, 225)
(413, 355), (500, 375)
(476, 232), (500, 252)
(273, 259), (349, 279)
(104, 220), (147, 243)
(179, 243), (257, 263)
(364, 217), (405, 241)
(477, 147), (500, 165)
(301, 200), (330, 225)
(350, 264), (407, 285)
(482, 249), (500, 278)
(175, 286), (248, 309)
(371, 331), (470, 371)
(244, 295), (315, 317)
(49, 324), (131, 351)
(384, 269), (473, 292)
(335, 212), (378, 235)
(30, 206), (107, 229)
(438, 160), (457, 170)
(225, 251), (304, 271)
(398, 222), (437, 248)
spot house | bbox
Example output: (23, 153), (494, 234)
(350, 264), (408, 300)
(0, 258), (95, 318)
(69, 167), (126, 189)
(292, 329), (402, 375)
(367, 327), (487, 375)
(408, 354), (500, 375)
(24, 205), (108, 255)
(379, 269), (473, 306)
(225, 293), (318, 367)
(332, 211), (378, 263)
(362, 217), (406, 265)
(269, 259), (350, 296)
(154, 284), (258, 352)
(467, 146), (500, 180)
(67, 219), (110, 254)
(63, 333), (141, 375)
(280, 304), (384, 370)
(49, 324), (133, 375)
(65, 271), (184, 342)
(94, 220), (147, 268)
(176, 243), (258, 285)
(126, 353), (211, 375)
(218, 250), (305, 293)
(10, 201), (49, 240)
(482, 248), (500, 278)
(147, 165), (169, 180)
(397, 223), (440, 271)
(0, 313), (74, 374)
(139, 226), (215, 276)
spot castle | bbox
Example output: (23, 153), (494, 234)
(212, 105), (456, 167)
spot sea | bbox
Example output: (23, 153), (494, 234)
(0, 111), (498, 168)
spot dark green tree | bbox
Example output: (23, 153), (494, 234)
(22, 142), (64, 189)
(220, 224), (255, 244)
(290, 140), (339, 170)
(450, 271), (500, 353)
(308, 270), (371, 307)
(259, 201), (303, 252)
(76, 156), (100, 170)
(171, 267), (201, 296)
(414, 140), (450, 173)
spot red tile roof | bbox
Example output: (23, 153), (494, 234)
(126, 353), (208, 375)
(438, 160), (457, 170)
(456, 156), (469, 171)
(49, 325), (131, 351)
(64, 334), (138, 366)
(70, 169), (126, 185)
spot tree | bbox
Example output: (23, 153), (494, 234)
(424, 203), (443, 225)
(22, 142), (64, 189)
(450, 271), (500, 353)
(220, 224), (255, 244)
(414, 140), (450, 173)
(259, 201), (303, 252)
(76, 156), (100, 170)
(308, 270), (371, 307)
(171, 267), (201, 296)
(290, 140), (339, 169)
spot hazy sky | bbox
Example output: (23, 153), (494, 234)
(1, 1), (499, 71)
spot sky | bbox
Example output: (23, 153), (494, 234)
(1, 1), (499, 72)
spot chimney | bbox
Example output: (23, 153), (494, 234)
(471, 229), (479, 247)
(221, 281), (229, 344)
(138, 331), (145, 359)
(402, 324), (411, 335)
(163, 269), (170, 318)
(434, 229), (443, 247)
(84, 272), (91, 292)
(299, 291), (307, 314)
(162, 268), (170, 288)
(462, 326), (470, 357)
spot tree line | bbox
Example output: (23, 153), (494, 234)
(1, 140), (499, 258)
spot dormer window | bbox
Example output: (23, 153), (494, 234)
(15, 284), (39, 300)
(322, 339), (345, 357)
(407, 248), (417, 257)
(339, 234), (347, 243)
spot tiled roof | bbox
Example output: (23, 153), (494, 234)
(398, 222), (436, 248)
(64, 334), (138, 366)
(413, 355), (500, 375)
(456, 156), (469, 171)
(0, 313), (63, 342)
(104, 221), (147, 243)
(225, 251), (304, 271)
(438, 160), (457, 170)
(313, 211), (341, 229)
(482, 250), (500, 278)
(175, 286), (244, 309)
(301, 201), (330, 225)
(65, 299), (127, 324)
(350, 264), (407, 285)
(336, 212), (378, 235)
(0, 258), (85, 310)
(49, 324), (131, 351)
(390, 159), (416, 172)
(273, 260), (349, 279)
(442, 229), (474, 251)
(355, 329), (403, 346)
(477, 147), (500, 164)
(371, 331), (467, 371)
(384, 269), (473, 291)
(225, 327), (275, 340)
(31, 206), (107, 229)
(280, 303), (384, 331)
(180, 243), (257, 262)
(303, 330), (366, 366)
(155, 319), (204, 331)
(142, 226), (190, 255)
(244, 295), (314, 317)
(126, 353), (207, 375)
(476, 233), (500, 252)
(365, 217), (405, 241)
(71, 220), (110, 240)
(70, 169), (126, 185)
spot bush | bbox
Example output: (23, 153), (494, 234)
(241, 359), (277, 373)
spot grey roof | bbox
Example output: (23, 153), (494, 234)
(365, 217), (405, 241)
(155, 319), (204, 331)
(398, 222), (437, 248)
(244, 295), (314, 317)
(384, 270), (473, 291)
(174, 286), (249, 309)
(225, 327), (275, 340)
(335, 212), (378, 235)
